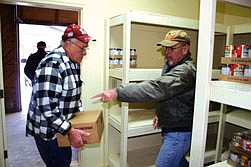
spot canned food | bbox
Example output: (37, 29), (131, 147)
(225, 45), (236, 58)
(236, 45), (249, 58)
(230, 64), (243, 76)
(130, 58), (136, 65)
(239, 155), (248, 167)
(130, 49), (136, 55)
(244, 65), (251, 77)
(229, 151), (239, 163)
(248, 45), (251, 58)
(222, 64), (231, 76)
(246, 136), (251, 152)
(232, 132), (244, 147)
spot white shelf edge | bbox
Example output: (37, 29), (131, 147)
(109, 148), (218, 167)
(218, 0), (251, 8)
(226, 109), (251, 129)
(108, 11), (227, 33)
(109, 109), (219, 137)
(208, 110), (220, 123)
(109, 68), (220, 81)
(109, 109), (161, 137)
(210, 81), (251, 110)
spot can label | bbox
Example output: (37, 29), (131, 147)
(236, 45), (248, 58)
(248, 45), (251, 58)
(230, 64), (243, 76)
(222, 65), (231, 76)
(244, 65), (251, 77)
(225, 45), (235, 58)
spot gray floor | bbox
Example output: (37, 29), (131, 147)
(6, 78), (79, 167)
(6, 111), (45, 167)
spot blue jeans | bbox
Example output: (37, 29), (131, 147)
(34, 136), (72, 167)
(155, 131), (192, 167)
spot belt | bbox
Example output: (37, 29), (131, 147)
(162, 127), (192, 133)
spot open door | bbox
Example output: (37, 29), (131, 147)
(0, 15), (8, 167)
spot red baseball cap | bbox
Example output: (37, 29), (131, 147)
(62, 24), (95, 43)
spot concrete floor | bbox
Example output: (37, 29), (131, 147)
(6, 111), (45, 167)
(5, 78), (78, 167)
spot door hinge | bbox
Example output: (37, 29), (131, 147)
(0, 90), (3, 98)
(4, 150), (8, 159)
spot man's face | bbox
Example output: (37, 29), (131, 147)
(67, 39), (89, 64)
(164, 43), (189, 67)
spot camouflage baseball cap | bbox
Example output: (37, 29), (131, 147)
(157, 30), (190, 47)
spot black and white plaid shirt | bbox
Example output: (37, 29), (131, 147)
(26, 47), (82, 140)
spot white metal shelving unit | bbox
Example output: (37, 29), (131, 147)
(190, 0), (251, 166)
(104, 10), (227, 167)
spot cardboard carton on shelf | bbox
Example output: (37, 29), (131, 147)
(57, 110), (104, 147)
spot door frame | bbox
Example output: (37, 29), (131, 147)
(0, 14), (8, 167)
(0, 1), (83, 167)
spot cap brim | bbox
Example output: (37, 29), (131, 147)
(157, 40), (179, 47)
(77, 34), (96, 43)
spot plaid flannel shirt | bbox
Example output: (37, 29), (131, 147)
(26, 47), (82, 140)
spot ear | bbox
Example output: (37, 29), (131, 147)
(64, 41), (71, 52)
(182, 45), (189, 54)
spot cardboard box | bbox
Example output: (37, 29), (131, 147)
(57, 110), (104, 147)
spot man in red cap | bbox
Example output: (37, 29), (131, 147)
(92, 29), (196, 167)
(26, 23), (95, 167)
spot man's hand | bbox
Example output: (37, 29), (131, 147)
(92, 89), (118, 103)
(67, 127), (90, 148)
(153, 115), (159, 129)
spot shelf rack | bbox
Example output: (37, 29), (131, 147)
(190, 0), (251, 166)
(104, 11), (226, 167)
(104, 10), (227, 167)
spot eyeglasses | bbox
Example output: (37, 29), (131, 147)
(163, 44), (185, 52)
(70, 40), (89, 52)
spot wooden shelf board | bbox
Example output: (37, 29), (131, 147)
(221, 57), (251, 65)
(219, 75), (251, 84)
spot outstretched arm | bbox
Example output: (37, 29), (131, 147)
(92, 89), (118, 103)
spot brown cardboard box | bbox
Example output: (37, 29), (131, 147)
(57, 110), (104, 147)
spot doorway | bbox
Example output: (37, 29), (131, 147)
(0, 3), (81, 166)
(5, 24), (66, 167)
(19, 24), (66, 111)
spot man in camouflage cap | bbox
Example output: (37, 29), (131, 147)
(93, 29), (196, 167)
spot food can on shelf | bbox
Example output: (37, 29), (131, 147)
(232, 132), (244, 147)
(248, 45), (251, 58)
(246, 136), (251, 152)
(225, 45), (236, 58)
(130, 58), (136, 65)
(239, 155), (249, 167)
(109, 58), (114, 65)
(130, 49), (136, 55)
(244, 65), (251, 77)
(221, 64), (231, 76)
(236, 45), (248, 58)
(230, 64), (243, 76)
(229, 151), (239, 163)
